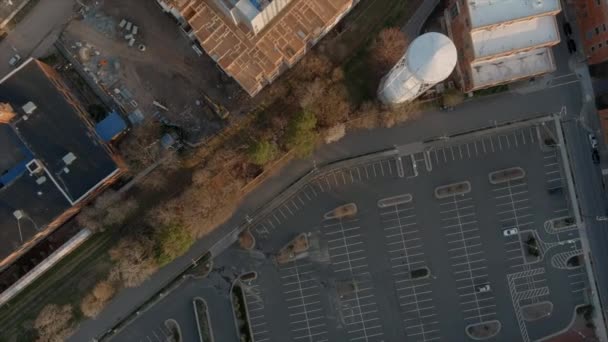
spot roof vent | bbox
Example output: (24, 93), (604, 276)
(22, 102), (37, 115)
(26, 159), (43, 175)
(62, 152), (77, 165)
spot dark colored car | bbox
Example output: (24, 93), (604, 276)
(563, 22), (573, 36)
(567, 39), (577, 54)
(592, 149), (600, 164)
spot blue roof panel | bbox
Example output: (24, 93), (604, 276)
(95, 111), (127, 142)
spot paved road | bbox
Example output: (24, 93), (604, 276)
(403, 0), (440, 37)
(0, 0), (75, 79)
(0, 4), (576, 341)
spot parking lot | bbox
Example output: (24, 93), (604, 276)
(111, 116), (592, 342)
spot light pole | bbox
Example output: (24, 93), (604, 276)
(13, 209), (39, 243)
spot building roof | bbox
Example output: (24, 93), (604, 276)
(95, 111), (127, 142)
(174, 0), (353, 96)
(466, 0), (560, 29)
(471, 15), (559, 59)
(0, 58), (120, 264)
(469, 47), (556, 89)
(406, 32), (457, 83)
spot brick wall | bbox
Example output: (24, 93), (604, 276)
(575, 0), (608, 65)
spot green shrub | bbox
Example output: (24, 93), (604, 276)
(247, 140), (278, 165)
(284, 110), (318, 157)
(155, 224), (194, 266)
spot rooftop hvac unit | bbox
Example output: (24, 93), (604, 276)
(22, 101), (37, 115)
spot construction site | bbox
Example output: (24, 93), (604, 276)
(57, 0), (253, 144)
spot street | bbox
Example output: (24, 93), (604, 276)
(0, 0), (75, 79)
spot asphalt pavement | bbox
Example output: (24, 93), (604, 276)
(72, 81), (587, 342)
(0, 0), (75, 79)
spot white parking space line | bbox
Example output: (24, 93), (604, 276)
(279, 261), (328, 342)
(322, 216), (385, 341)
(440, 194), (497, 325)
(379, 202), (441, 341)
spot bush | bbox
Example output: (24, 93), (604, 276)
(34, 304), (76, 342)
(80, 280), (116, 318)
(155, 224), (195, 266)
(284, 110), (318, 157)
(442, 89), (465, 107)
(247, 140), (278, 166)
(109, 236), (158, 288)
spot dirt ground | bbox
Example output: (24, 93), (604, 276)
(60, 0), (253, 143)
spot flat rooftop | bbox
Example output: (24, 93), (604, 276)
(471, 15), (559, 59)
(0, 58), (120, 264)
(175, 0), (353, 96)
(466, 0), (560, 29)
(470, 47), (556, 89)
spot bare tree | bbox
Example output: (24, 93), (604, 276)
(311, 82), (351, 128)
(80, 280), (116, 318)
(369, 27), (409, 76)
(109, 236), (157, 288)
(294, 52), (333, 82)
(34, 304), (75, 342)
(103, 198), (138, 227)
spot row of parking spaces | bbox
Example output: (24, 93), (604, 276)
(241, 281), (272, 342)
(419, 126), (540, 169)
(323, 217), (385, 342)
(491, 178), (535, 269)
(542, 150), (570, 216)
(379, 201), (441, 342)
(566, 267), (590, 300)
(135, 325), (175, 342)
(279, 261), (328, 342)
(439, 195), (497, 324)
(252, 158), (399, 239)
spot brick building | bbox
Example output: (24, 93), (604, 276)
(158, 0), (357, 96)
(574, 0), (608, 65)
(445, 0), (562, 92)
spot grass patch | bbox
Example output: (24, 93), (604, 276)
(0, 231), (115, 340)
(473, 84), (509, 97)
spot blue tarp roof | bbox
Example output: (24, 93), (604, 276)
(95, 111), (127, 142)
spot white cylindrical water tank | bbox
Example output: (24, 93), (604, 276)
(378, 32), (457, 105)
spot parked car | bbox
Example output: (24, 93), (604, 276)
(589, 133), (599, 149)
(563, 22), (572, 36)
(503, 228), (519, 236)
(476, 284), (491, 293)
(592, 149), (600, 164)
(567, 39), (577, 54)
(8, 54), (22, 67)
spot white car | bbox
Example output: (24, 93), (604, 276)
(589, 133), (599, 149)
(476, 284), (491, 293)
(503, 228), (519, 236)
(8, 54), (21, 67)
